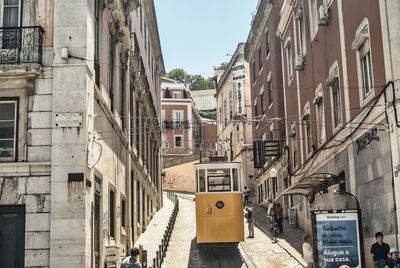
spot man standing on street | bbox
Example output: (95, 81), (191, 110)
(243, 186), (250, 205)
(371, 232), (390, 268)
(120, 247), (142, 268)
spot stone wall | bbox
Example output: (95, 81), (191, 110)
(0, 163), (51, 268)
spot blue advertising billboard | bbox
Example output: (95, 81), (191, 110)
(314, 210), (362, 268)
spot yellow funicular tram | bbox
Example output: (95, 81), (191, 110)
(194, 161), (244, 244)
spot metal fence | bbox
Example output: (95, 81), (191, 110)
(0, 26), (44, 65)
(145, 192), (179, 268)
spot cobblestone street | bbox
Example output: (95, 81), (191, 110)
(159, 195), (304, 268)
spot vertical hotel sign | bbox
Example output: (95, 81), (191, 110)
(313, 209), (362, 268)
(232, 62), (245, 115)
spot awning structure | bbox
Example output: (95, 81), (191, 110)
(275, 173), (344, 204)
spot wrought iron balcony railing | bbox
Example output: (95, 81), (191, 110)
(0, 26), (44, 65)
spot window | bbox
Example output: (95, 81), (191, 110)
(121, 198), (126, 228)
(229, 91), (233, 121)
(224, 100), (228, 126)
(296, 6), (306, 56)
(175, 136), (182, 148)
(173, 92), (182, 99)
(309, 0), (318, 38)
(141, 189), (145, 227)
(136, 181), (140, 223)
(331, 79), (341, 128)
(2, 0), (20, 49)
(315, 96), (325, 145)
(267, 80), (273, 106)
(109, 189), (115, 238)
(0, 100), (17, 162)
(172, 111), (183, 129)
(360, 42), (373, 97)
(109, 33), (116, 111)
(207, 169), (231, 192)
(286, 41), (293, 81)
(258, 47), (262, 71)
(304, 116), (312, 154)
(260, 92), (265, 114)
(252, 60), (256, 83)
(265, 32), (270, 56)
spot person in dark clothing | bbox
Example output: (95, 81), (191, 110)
(275, 203), (283, 234)
(244, 207), (254, 238)
(243, 186), (250, 205)
(371, 232), (390, 268)
(385, 248), (400, 268)
(120, 247), (142, 268)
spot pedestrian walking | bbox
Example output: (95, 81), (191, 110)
(120, 247), (142, 268)
(302, 234), (314, 268)
(385, 248), (400, 268)
(267, 198), (275, 230)
(243, 186), (250, 205)
(275, 203), (283, 234)
(371, 232), (390, 268)
(244, 207), (254, 238)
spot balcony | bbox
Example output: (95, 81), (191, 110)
(0, 26), (44, 65)
(163, 120), (190, 130)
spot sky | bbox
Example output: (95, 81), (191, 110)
(155, 0), (259, 78)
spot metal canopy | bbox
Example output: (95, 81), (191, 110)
(275, 173), (344, 204)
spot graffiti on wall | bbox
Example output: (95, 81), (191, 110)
(355, 128), (380, 154)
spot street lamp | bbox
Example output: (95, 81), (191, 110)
(270, 167), (278, 199)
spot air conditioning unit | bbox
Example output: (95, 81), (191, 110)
(318, 5), (329, 25)
(295, 55), (305, 70)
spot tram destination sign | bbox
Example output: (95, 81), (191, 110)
(313, 209), (362, 268)
(263, 140), (280, 157)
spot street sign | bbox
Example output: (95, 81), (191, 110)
(264, 140), (280, 157)
(253, 140), (264, 168)
(313, 209), (362, 268)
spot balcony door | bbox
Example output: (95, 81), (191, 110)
(172, 110), (183, 129)
(0, 0), (21, 61)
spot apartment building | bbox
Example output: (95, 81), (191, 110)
(246, 0), (395, 266)
(244, 0), (287, 206)
(216, 43), (254, 190)
(0, 0), (164, 267)
(161, 78), (202, 158)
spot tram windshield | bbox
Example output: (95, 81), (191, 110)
(195, 164), (241, 193)
(207, 169), (231, 192)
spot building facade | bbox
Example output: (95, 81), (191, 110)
(245, 0), (398, 266)
(161, 79), (202, 158)
(244, 0), (288, 209)
(216, 43), (254, 190)
(0, 0), (164, 267)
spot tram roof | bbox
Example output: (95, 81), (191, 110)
(274, 173), (344, 204)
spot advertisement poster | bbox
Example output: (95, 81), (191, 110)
(314, 210), (361, 268)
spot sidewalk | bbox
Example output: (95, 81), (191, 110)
(248, 195), (307, 267)
(134, 193), (175, 266)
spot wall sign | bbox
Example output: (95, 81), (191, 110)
(55, 112), (83, 128)
(313, 209), (362, 268)
(253, 140), (264, 168)
(264, 140), (280, 157)
(233, 62), (246, 115)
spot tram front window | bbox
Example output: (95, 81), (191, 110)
(207, 169), (231, 192)
(199, 170), (206, 192)
(232, 168), (239, 191)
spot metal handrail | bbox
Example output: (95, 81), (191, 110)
(0, 26), (44, 65)
(146, 192), (179, 268)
